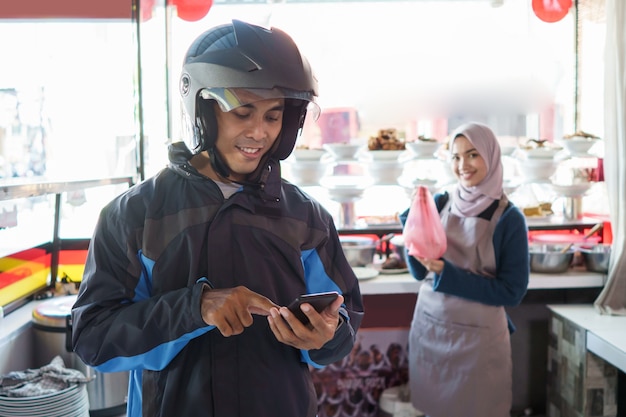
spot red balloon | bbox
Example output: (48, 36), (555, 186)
(170, 0), (213, 22)
(532, 0), (573, 23)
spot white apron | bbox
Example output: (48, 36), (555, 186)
(408, 197), (512, 417)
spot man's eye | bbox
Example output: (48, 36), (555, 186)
(266, 112), (282, 122)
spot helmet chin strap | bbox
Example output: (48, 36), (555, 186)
(208, 146), (231, 179)
(208, 146), (270, 189)
(208, 129), (284, 188)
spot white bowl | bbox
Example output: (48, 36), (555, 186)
(558, 138), (598, 155)
(361, 150), (407, 162)
(516, 159), (558, 182)
(322, 143), (364, 160)
(398, 176), (439, 198)
(365, 161), (405, 185)
(551, 183), (591, 197)
(292, 148), (327, 161)
(516, 146), (563, 160)
(320, 175), (373, 202)
(405, 141), (440, 158)
(500, 145), (518, 157)
(287, 161), (332, 186)
(503, 179), (521, 195)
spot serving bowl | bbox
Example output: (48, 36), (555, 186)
(516, 145), (563, 160)
(580, 244), (611, 273)
(320, 175), (372, 202)
(405, 140), (440, 158)
(287, 160), (333, 186)
(398, 177), (439, 199)
(362, 150), (407, 162)
(558, 138), (598, 155)
(529, 244), (574, 273)
(515, 158), (558, 182)
(365, 160), (405, 185)
(322, 143), (364, 160)
(340, 236), (378, 267)
(292, 148), (328, 161)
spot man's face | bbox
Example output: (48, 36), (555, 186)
(213, 91), (285, 182)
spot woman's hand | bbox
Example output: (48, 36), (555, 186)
(268, 294), (344, 350)
(416, 256), (444, 274)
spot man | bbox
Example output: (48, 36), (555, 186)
(71, 19), (364, 417)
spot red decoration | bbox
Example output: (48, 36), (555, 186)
(140, 0), (155, 22)
(169, 0), (213, 22)
(532, 0), (573, 23)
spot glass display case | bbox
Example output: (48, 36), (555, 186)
(0, 176), (133, 315)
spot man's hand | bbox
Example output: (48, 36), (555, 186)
(201, 286), (278, 337)
(268, 294), (344, 350)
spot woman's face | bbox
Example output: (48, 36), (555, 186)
(213, 93), (285, 182)
(450, 135), (488, 187)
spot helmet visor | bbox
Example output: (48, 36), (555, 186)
(200, 87), (320, 120)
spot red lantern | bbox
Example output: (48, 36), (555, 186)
(169, 0), (213, 22)
(532, 0), (573, 23)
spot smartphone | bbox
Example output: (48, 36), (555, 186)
(287, 291), (339, 325)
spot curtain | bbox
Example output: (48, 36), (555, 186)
(594, 0), (626, 315)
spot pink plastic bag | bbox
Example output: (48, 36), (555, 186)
(404, 185), (447, 259)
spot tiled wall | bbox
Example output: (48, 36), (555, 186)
(547, 312), (618, 416)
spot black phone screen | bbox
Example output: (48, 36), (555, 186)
(287, 291), (339, 324)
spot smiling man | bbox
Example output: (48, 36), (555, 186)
(71, 20), (364, 417)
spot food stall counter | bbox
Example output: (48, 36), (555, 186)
(356, 269), (607, 295)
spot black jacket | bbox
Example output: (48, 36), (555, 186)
(71, 143), (364, 417)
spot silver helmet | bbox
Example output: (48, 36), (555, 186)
(179, 20), (320, 167)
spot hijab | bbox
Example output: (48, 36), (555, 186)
(448, 122), (503, 218)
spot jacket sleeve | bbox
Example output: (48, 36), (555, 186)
(71, 202), (212, 373)
(431, 205), (530, 307)
(300, 223), (364, 368)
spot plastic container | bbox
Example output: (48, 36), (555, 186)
(378, 385), (424, 417)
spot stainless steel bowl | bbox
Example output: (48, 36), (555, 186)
(529, 244), (574, 273)
(389, 235), (408, 265)
(340, 236), (377, 267)
(580, 244), (611, 273)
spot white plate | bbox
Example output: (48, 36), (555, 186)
(352, 267), (379, 280)
(379, 267), (409, 275)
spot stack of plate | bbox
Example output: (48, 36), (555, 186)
(0, 384), (89, 417)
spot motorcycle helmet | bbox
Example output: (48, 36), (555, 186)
(179, 19), (320, 177)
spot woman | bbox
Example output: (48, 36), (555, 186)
(400, 122), (529, 417)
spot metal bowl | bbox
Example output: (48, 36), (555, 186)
(340, 236), (377, 267)
(529, 244), (574, 273)
(389, 235), (408, 265)
(580, 244), (611, 273)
